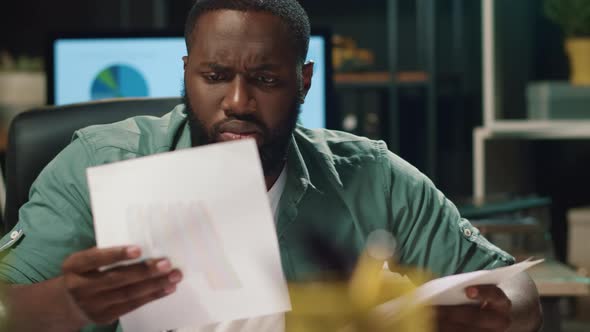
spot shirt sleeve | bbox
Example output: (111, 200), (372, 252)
(0, 137), (96, 284)
(381, 147), (515, 277)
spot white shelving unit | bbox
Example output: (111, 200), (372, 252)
(473, 0), (590, 198)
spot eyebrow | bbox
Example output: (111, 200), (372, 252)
(247, 63), (281, 71)
(199, 62), (231, 71)
(198, 62), (282, 72)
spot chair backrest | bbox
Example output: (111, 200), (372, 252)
(3, 97), (181, 232)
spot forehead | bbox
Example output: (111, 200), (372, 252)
(189, 10), (295, 64)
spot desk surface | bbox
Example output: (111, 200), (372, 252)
(527, 260), (590, 297)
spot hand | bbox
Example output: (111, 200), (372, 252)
(60, 246), (182, 326)
(435, 285), (512, 332)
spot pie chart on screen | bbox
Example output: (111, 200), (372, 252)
(90, 64), (149, 100)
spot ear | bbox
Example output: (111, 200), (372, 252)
(183, 56), (188, 71)
(300, 61), (314, 103)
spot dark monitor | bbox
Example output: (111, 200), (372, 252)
(48, 30), (334, 129)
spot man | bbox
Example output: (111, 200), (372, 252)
(0, 0), (542, 331)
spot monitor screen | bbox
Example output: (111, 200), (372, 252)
(51, 33), (330, 129)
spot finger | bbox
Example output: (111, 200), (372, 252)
(62, 246), (141, 273)
(92, 285), (178, 325)
(85, 258), (174, 293)
(466, 285), (512, 313)
(94, 270), (182, 310)
(437, 305), (511, 330)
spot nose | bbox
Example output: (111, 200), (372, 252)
(221, 76), (255, 116)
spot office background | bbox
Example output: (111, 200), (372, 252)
(1, 0), (583, 196)
(1, 1), (590, 330)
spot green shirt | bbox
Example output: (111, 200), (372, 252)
(0, 105), (513, 331)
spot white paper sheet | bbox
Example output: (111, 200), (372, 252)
(86, 139), (291, 332)
(418, 258), (543, 306)
(375, 258), (544, 317)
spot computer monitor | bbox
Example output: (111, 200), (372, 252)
(48, 31), (334, 129)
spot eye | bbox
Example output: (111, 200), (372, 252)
(255, 75), (278, 85)
(203, 72), (227, 82)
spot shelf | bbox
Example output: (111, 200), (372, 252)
(458, 196), (551, 219)
(334, 71), (429, 88)
(470, 216), (542, 235)
(477, 120), (590, 140)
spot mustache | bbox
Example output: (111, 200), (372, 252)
(212, 115), (268, 136)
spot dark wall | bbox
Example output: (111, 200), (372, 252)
(0, 0), (157, 57)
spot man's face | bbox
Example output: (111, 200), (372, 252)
(183, 10), (313, 176)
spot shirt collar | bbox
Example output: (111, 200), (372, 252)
(289, 126), (344, 189)
(168, 105), (344, 190)
(167, 104), (192, 151)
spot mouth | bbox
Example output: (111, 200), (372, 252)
(219, 132), (260, 142)
(216, 120), (264, 144)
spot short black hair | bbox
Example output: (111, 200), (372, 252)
(184, 0), (311, 65)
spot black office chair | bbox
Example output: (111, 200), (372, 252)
(3, 97), (182, 232)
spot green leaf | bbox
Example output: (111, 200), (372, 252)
(544, 0), (590, 37)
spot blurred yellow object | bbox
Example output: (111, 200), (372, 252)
(566, 38), (590, 85)
(332, 35), (375, 72)
(348, 230), (396, 311)
(348, 251), (386, 310)
(286, 230), (434, 332)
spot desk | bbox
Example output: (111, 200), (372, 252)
(528, 260), (590, 297)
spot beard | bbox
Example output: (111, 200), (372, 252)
(182, 86), (301, 177)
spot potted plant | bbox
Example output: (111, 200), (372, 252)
(545, 0), (590, 85)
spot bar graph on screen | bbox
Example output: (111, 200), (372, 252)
(126, 200), (242, 291)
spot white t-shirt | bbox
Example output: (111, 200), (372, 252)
(267, 165), (288, 222)
(175, 166), (288, 332)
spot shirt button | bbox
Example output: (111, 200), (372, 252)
(10, 231), (20, 239)
(463, 228), (472, 237)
